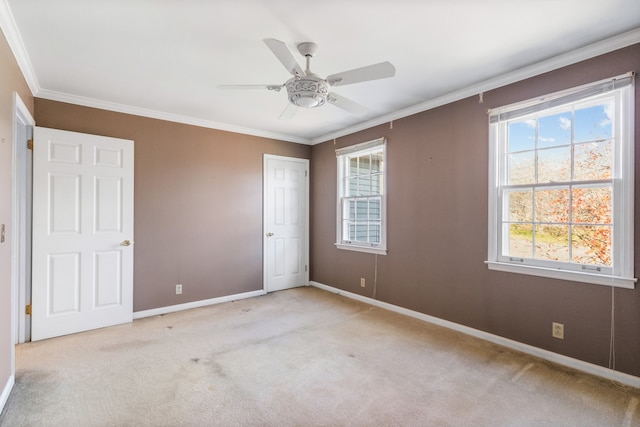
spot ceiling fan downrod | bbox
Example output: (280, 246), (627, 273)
(285, 42), (327, 108)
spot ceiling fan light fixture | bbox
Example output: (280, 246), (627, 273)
(292, 95), (323, 108)
(285, 77), (329, 108)
(220, 38), (395, 117)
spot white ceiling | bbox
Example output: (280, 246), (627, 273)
(3, 1), (640, 144)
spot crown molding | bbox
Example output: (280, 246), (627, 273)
(36, 89), (311, 144)
(0, 0), (39, 95)
(311, 27), (640, 145)
(0, 0), (310, 144)
(2, 0), (637, 146)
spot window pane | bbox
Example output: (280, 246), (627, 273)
(572, 225), (612, 266)
(506, 223), (533, 259)
(355, 200), (368, 221)
(348, 177), (358, 196)
(537, 146), (571, 183)
(347, 200), (356, 220)
(371, 174), (382, 195)
(574, 102), (613, 142)
(574, 140), (612, 181)
(538, 111), (571, 148)
(534, 224), (569, 262)
(346, 222), (355, 241)
(369, 223), (381, 243)
(349, 157), (358, 176)
(369, 199), (381, 220)
(371, 152), (383, 172)
(358, 176), (371, 196)
(359, 155), (371, 175)
(535, 188), (569, 223)
(572, 187), (611, 224)
(355, 224), (367, 242)
(508, 120), (536, 152)
(507, 190), (533, 222)
(508, 151), (535, 185)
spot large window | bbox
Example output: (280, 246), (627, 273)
(336, 138), (387, 255)
(487, 74), (635, 288)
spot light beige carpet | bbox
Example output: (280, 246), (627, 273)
(1, 286), (639, 426)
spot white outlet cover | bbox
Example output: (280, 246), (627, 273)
(552, 322), (564, 339)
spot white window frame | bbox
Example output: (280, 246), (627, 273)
(487, 73), (636, 289)
(336, 137), (387, 255)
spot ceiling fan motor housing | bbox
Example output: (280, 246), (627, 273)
(285, 76), (329, 108)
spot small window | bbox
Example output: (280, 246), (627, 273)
(487, 74), (636, 288)
(336, 138), (387, 255)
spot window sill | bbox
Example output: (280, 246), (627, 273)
(485, 261), (636, 289)
(335, 243), (387, 256)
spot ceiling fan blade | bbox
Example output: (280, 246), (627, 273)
(327, 61), (396, 87)
(217, 84), (283, 91)
(327, 93), (369, 116)
(263, 38), (305, 77)
(278, 102), (298, 120)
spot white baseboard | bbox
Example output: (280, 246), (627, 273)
(0, 375), (15, 414)
(133, 289), (267, 319)
(310, 281), (640, 389)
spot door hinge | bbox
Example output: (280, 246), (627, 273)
(305, 170), (308, 177)
(305, 265), (308, 272)
(27, 139), (33, 150)
(25, 304), (32, 315)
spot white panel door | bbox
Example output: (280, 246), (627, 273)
(32, 127), (134, 341)
(264, 155), (309, 292)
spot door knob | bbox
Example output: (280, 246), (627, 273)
(121, 240), (132, 246)
(266, 232), (274, 237)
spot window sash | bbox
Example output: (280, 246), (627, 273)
(498, 210), (615, 275)
(340, 196), (382, 246)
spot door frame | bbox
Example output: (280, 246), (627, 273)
(11, 93), (34, 349)
(262, 154), (309, 292)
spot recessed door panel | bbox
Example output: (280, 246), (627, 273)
(49, 173), (80, 234)
(48, 253), (80, 315)
(94, 250), (122, 307)
(95, 176), (122, 233)
(49, 141), (81, 164)
(274, 238), (285, 277)
(288, 237), (300, 275)
(95, 146), (123, 168)
(290, 188), (299, 226)
(275, 187), (285, 225)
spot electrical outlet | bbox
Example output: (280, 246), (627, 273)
(176, 284), (182, 295)
(552, 322), (564, 339)
(360, 278), (365, 287)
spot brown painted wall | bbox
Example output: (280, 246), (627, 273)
(35, 100), (311, 312)
(311, 44), (640, 377)
(0, 31), (34, 395)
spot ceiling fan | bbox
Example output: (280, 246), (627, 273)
(218, 38), (396, 119)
